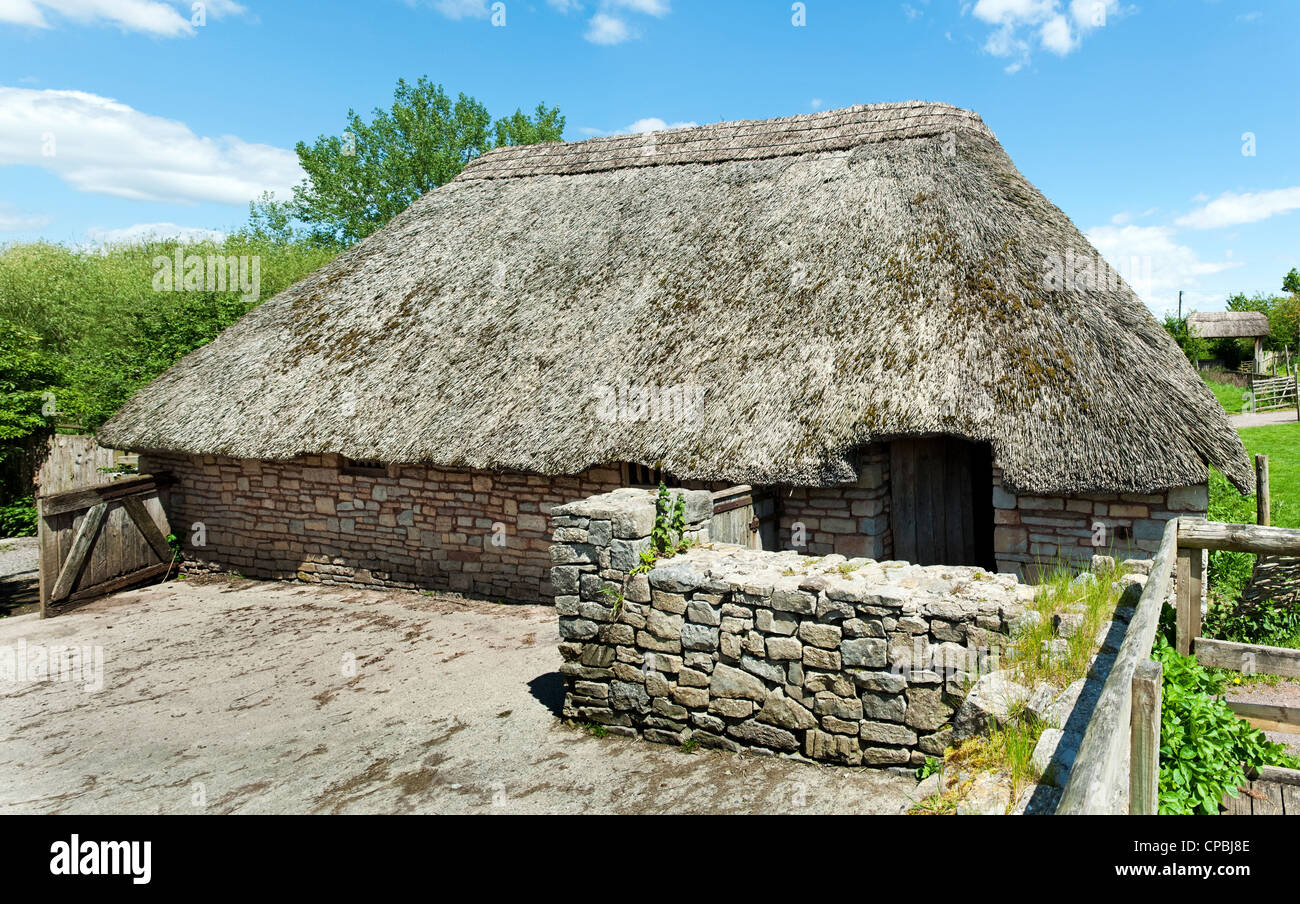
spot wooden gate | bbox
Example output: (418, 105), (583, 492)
(889, 437), (993, 569)
(710, 485), (777, 550)
(1248, 373), (1300, 416)
(37, 475), (174, 618)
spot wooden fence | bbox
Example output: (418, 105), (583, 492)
(37, 475), (175, 618)
(1056, 518), (1176, 815)
(1058, 516), (1300, 814)
(36, 434), (138, 495)
(1247, 373), (1300, 417)
(34, 435), (169, 618)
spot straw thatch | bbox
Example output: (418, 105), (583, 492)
(100, 101), (1252, 494)
(1187, 311), (1270, 339)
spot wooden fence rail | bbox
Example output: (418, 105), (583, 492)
(1060, 516), (1300, 814)
(1057, 517), (1178, 815)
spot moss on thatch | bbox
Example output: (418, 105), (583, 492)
(99, 101), (1252, 495)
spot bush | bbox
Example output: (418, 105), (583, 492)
(0, 495), (36, 537)
(1205, 469), (1256, 604)
(1153, 632), (1299, 814)
(1205, 595), (1300, 648)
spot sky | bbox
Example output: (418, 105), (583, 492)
(0, 0), (1296, 316)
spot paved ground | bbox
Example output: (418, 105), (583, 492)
(1229, 409), (1297, 428)
(0, 576), (920, 814)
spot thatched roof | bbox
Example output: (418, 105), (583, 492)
(100, 101), (1252, 494)
(1187, 311), (1270, 339)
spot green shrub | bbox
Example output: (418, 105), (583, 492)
(0, 495), (36, 537)
(1205, 595), (1300, 648)
(1153, 632), (1299, 815)
(1206, 469), (1257, 605)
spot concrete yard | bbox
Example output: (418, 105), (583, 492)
(0, 576), (920, 814)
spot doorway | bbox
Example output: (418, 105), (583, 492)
(889, 437), (994, 569)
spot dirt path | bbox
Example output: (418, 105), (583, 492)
(1229, 409), (1297, 428)
(1224, 679), (1300, 758)
(0, 537), (39, 618)
(0, 576), (919, 814)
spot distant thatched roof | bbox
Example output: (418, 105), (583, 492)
(100, 101), (1252, 494)
(1187, 311), (1270, 339)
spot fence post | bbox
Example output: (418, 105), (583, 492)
(1257, 453), (1270, 527)
(1175, 544), (1201, 656)
(1130, 659), (1163, 815)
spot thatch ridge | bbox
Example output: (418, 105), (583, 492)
(458, 101), (992, 180)
(100, 102), (1252, 495)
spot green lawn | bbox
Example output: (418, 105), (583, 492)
(1237, 424), (1300, 528)
(1204, 378), (1247, 414)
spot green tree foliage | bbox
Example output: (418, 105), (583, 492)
(0, 236), (337, 522)
(0, 318), (58, 464)
(275, 77), (564, 245)
(1162, 313), (1209, 363)
(1227, 289), (1299, 352)
(1283, 267), (1300, 296)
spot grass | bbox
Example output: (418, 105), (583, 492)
(1237, 424), (1300, 528)
(909, 559), (1128, 814)
(1005, 559), (1127, 689)
(1204, 377), (1248, 414)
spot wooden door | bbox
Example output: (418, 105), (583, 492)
(710, 485), (777, 550)
(890, 438), (993, 569)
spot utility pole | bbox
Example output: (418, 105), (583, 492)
(1177, 290), (1182, 321)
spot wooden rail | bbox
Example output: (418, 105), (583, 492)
(1057, 517), (1177, 814)
(1058, 514), (1300, 813)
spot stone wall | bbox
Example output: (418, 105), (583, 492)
(776, 444), (891, 559)
(991, 467), (1208, 579)
(554, 487), (1035, 767)
(140, 452), (624, 603)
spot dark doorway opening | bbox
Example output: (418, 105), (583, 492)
(889, 437), (994, 570)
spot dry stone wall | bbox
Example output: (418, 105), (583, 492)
(991, 467), (1208, 579)
(140, 452), (624, 602)
(554, 487), (1037, 767)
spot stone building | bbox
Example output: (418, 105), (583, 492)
(99, 102), (1251, 601)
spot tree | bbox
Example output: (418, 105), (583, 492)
(277, 78), (564, 245)
(1163, 313), (1209, 363)
(1284, 268), (1300, 296)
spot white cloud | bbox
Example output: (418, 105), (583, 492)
(623, 117), (696, 134)
(546, 0), (582, 11)
(0, 0), (247, 37)
(585, 11), (631, 43)
(1175, 187), (1300, 230)
(85, 221), (226, 245)
(607, 0), (668, 14)
(0, 202), (52, 232)
(579, 116), (697, 137)
(970, 0), (1120, 70)
(425, 0), (489, 19)
(1039, 14), (1075, 54)
(581, 0), (667, 44)
(972, 0), (1056, 26)
(1086, 223), (1243, 311)
(0, 87), (304, 206)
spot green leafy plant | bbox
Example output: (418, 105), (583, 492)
(0, 495), (36, 537)
(1205, 595), (1300, 648)
(1152, 632), (1299, 815)
(915, 756), (942, 780)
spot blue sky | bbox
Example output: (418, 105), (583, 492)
(0, 0), (1295, 315)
